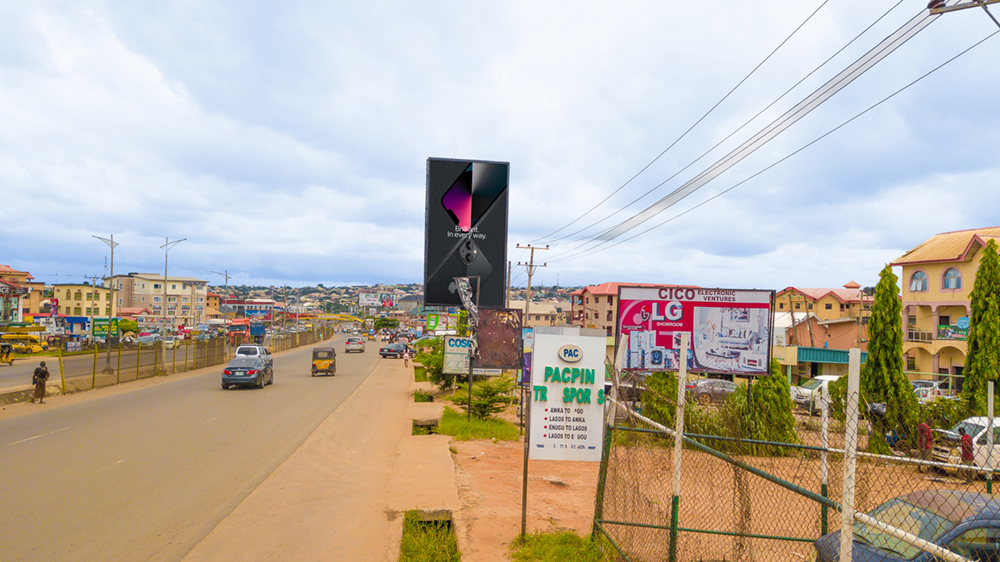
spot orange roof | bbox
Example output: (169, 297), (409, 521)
(776, 285), (868, 304)
(891, 227), (1000, 266)
(574, 282), (694, 297)
(0, 264), (34, 280)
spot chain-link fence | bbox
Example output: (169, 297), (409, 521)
(23, 327), (335, 398)
(595, 356), (1000, 562)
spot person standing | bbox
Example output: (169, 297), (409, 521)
(402, 347), (411, 368)
(917, 420), (934, 473)
(959, 427), (975, 483)
(31, 361), (50, 404)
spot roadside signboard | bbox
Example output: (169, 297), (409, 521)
(443, 336), (471, 375)
(91, 317), (120, 337)
(616, 286), (774, 375)
(528, 327), (606, 462)
(426, 314), (440, 331)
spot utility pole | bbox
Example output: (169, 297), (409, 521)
(515, 245), (548, 326)
(161, 237), (186, 334)
(211, 270), (231, 320)
(505, 261), (512, 308)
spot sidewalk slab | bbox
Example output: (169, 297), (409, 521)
(182, 358), (459, 562)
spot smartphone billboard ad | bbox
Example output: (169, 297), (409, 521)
(424, 158), (509, 308)
(616, 286), (774, 375)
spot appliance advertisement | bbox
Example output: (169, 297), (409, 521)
(616, 286), (774, 375)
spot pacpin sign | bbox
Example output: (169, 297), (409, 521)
(529, 327), (607, 462)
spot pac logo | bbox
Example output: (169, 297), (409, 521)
(558, 344), (583, 363)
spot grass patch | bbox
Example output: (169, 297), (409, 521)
(414, 389), (433, 403)
(414, 366), (428, 383)
(436, 406), (520, 441)
(399, 510), (461, 562)
(509, 531), (611, 562)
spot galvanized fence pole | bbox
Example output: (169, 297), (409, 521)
(116, 338), (122, 384)
(820, 380), (829, 535)
(134, 344), (141, 381)
(989, 381), (995, 495)
(669, 333), (690, 562)
(92, 340), (98, 389)
(839, 348), (861, 562)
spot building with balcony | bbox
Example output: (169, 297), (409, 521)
(508, 300), (572, 328)
(0, 264), (44, 317)
(775, 282), (872, 350)
(890, 227), (1000, 382)
(111, 273), (208, 330)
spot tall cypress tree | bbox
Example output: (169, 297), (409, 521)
(962, 239), (1000, 414)
(862, 265), (919, 454)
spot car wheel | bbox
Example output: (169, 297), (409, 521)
(258, 374), (265, 389)
(311, 372), (315, 377)
(222, 383), (229, 390)
(696, 393), (711, 406)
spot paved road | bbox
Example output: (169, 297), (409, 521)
(0, 335), (381, 562)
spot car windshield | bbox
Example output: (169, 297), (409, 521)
(314, 351), (333, 359)
(236, 348), (258, 356)
(949, 420), (985, 439)
(800, 378), (824, 391)
(853, 499), (955, 559)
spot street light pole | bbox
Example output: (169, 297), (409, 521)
(93, 234), (119, 373)
(210, 269), (231, 320)
(160, 237), (186, 334)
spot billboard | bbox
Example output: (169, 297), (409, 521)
(616, 286), (774, 375)
(424, 158), (509, 308)
(359, 293), (396, 307)
(475, 308), (522, 370)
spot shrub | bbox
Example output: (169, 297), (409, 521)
(413, 389), (433, 403)
(447, 374), (518, 420)
(510, 531), (611, 562)
(414, 337), (453, 390)
(437, 406), (520, 441)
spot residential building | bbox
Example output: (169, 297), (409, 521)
(570, 282), (667, 337)
(111, 273), (208, 330)
(775, 282), (871, 350)
(50, 283), (112, 317)
(0, 264), (44, 316)
(508, 300), (572, 328)
(890, 227), (1000, 381)
(0, 278), (30, 324)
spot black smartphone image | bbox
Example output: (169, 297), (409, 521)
(441, 163), (507, 233)
(457, 238), (492, 280)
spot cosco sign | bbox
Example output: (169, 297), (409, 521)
(558, 344), (583, 363)
(447, 337), (471, 348)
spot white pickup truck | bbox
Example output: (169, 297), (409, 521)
(932, 417), (1000, 473)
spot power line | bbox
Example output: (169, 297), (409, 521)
(546, 5), (943, 262)
(532, 1), (833, 245)
(548, 25), (1000, 264)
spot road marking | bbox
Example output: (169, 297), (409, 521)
(5, 426), (71, 446)
(201, 416), (219, 426)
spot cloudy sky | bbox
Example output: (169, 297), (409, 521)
(2, 1), (998, 291)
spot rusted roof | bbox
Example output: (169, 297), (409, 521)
(891, 227), (1000, 266)
(776, 285), (869, 304)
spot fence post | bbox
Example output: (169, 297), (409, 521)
(92, 340), (98, 389)
(135, 344), (141, 381)
(116, 338), (122, 384)
(989, 381), (994, 495)
(821, 380), (829, 535)
(839, 348), (862, 562)
(669, 333), (690, 562)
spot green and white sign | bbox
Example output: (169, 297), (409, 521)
(92, 317), (120, 337)
(529, 327), (607, 462)
(426, 314), (440, 331)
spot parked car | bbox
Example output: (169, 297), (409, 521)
(234, 344), (272, 367)
(345, 337), (365, 353)
(379, 343), (406, 358)
(164, 337), (176, 350)
(932, 417), (1000, 474)
(221, 356), (273, 389)
(811, 490), (1000, 561)
(791, 375), (840, 415)
(912, 379), (954, 403)
(685, 378), (737, 406)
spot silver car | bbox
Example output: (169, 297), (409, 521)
(345, 337), (365, 353)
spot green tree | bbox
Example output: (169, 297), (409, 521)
(852, 265), (918, 453)
(374, 317), (399, 331)
(118, 319), (139, 334)
(414, 337), (452, 389)
(744, 360), (798, 449)
(962, 239), (1000, 415)
(448, 374), (518, 419)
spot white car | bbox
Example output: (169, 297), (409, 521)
(791, 375), (840, 415)
(164, 337), (176, 350)
(345, 337), (365, 353)
(234, 345), (273, 368)
(932, 417), (1000, 473)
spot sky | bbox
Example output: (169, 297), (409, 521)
(2, 1), (998, 292)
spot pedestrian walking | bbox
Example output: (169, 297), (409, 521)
(917, 419), (933, 473)
(31, 361), (50, 404)
(959, 427), (975, 483)
(402, 347), (411, 368)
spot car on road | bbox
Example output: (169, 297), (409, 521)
(379, 343), (406, 358)
(811, 490), (1000, 561)
(221, 356), (273, 389)
(912, 379), (953, 403)
(234, 344), (272, 367)
(345, 337), (365, 353)
(685, 378), (737, 406)
(164, 337), (176, 350)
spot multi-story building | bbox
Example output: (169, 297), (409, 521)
(50, 283), (112, 317)
(111, 273), (208, 329)
(775, 282), (872, 350)
(0, 264), (44, 317)
(569, 282), (665, 337)
(890, 227), (1000, 381)
(508, 300), (572, 328)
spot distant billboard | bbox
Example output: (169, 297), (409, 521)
(424, 158), (509, 308)
(616, 286), (774, 375)
(359, 293), (396, 308)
